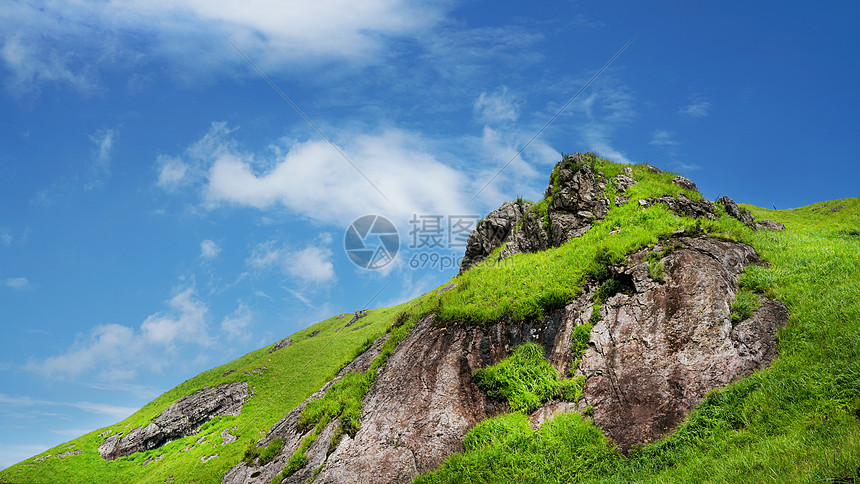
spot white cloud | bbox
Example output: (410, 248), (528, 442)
(4, 277), (32, 290)
(679, 99), (711, 118)
(248, 238), (336, 284)
(289, 246), (336, 283)
(0, 34), (96, 95)
(85, 129), (115, 190)
(0, 393), (137, 419)
(156, 156), (189, 191)
(220, 302), (252, 342)
(163, 123), (474, 225)
(650, 130), (679, 146)
(140, 288), (210, 346)
(26, 287), (210, 380)
(200, 239), (221, 259)
(474, 87), (520, 124)
(0, 0), (446, 93)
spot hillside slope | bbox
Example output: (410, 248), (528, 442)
(3, 155), (858, 483)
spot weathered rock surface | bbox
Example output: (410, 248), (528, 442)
(269, 338), (292, 353)
(672, 175), (698, 192)
(99, 382), (249, 460)
(717, 195), (755, 226)
(639, 194), (716, 219)
(461, 153), (614, 273)
(459, 201), (531, 273)
(224, 304), (583, 484)
(225, 231), (786, 482)
(576, 237), (787, 452)
(756, 220), (786, 231)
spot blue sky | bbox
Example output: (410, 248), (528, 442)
(1, 0), (858, 469)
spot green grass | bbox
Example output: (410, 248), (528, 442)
(5, 155), (858, 483)
(0, 302), (417, 483)
(472, 342), (575, 414)
(418, 196), (860, 483)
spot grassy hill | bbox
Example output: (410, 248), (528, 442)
(2, 157), (858, 483)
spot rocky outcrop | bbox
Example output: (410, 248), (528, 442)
(459, 201), (531, 273)
(98, 382), (249, 460)
(717, 195), (755, 226)
(717, 195), (786, 231)
(576, 237), (787, 452)
(460, 153), (613, 273)
(639, 194), (715, 219)
(223, 233), (786, 482)
(223, 303), (583, 484)
(269, 338), (292, 353)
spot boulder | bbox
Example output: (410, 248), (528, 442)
(98, 382), (249, 460)
(459, 201), (531, 274)
(717, 195), (756, 226)
(672, 175), (699, 192)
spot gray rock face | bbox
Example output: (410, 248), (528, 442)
(577, 237), (787, 452)
(640, 195), (716, 219)
(224, 305), (583, 484)
(225, 235), (786, 482)
(460, 154), (611, 273)
(98, 382), (249, 460)
(672, 175), (699, 192)
(717, 195), (756, 226)
(459, 201), (531, 274)
(269, 338), (292, 353)
(756, 220), (786, 231)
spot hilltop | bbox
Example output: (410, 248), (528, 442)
(2, 154), (858, 483)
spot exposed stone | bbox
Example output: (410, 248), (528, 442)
(142, 454), (164, 466)
(576, 237), (787, 452)
(459, 201), (531, 274)
(223, 305), (581, 484)
(346, 310), (369, 327)
(831, 205), (846, 212)
(642, 195), (715, 219)
(437, 282), (457, 295)
(223, 369), (236, 376)
(199, 454), (218, 463)
(461, 156), (610, 272)
(756, 220), (786, 231)
(269, 338), (293, 353)
(307, 329), (321, 338)
(98, 429), (112, 438)
(615, 195), (630, 205)
(98, 382), (249, 460)
(614, 173), (636, 191)
(717, 195), (756, 226)
(672, 175), (699, 192)
(242, 367), (267, 376)
(221, 428), (238, 445)
(645, 164), (662, 173)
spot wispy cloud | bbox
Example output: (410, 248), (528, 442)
(0, 1), (447, 94)
(650, 130), (679, 146)
(248, 237), (336, 284)
(0, 393), (136, 419)
(25, 287), (210, 381)
(474, 87), (520, 124)
(3, 277), (32, 290)
(220, 302), (253, 342)
(161, 122), (474, 226)
(85, 129), (115, 190)
(200, 239), (221, 260)
(679, 98), (711, 118)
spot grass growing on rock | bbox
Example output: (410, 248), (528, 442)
(6, 154), (858, 483)
(418, 197), (860, 483)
